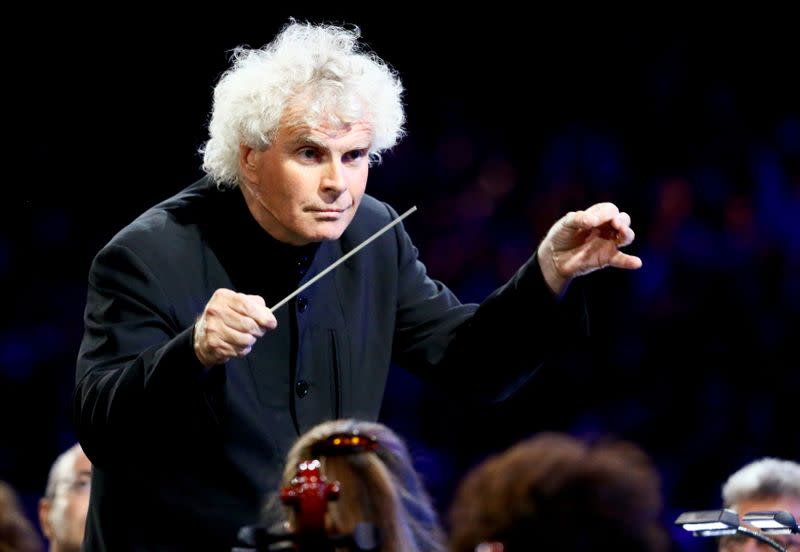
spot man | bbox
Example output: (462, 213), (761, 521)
(719, 458), (800, 552)
(38, 444), (91, 552)
(73, 21), (641, 551)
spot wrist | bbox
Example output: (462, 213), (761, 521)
(537, 240), (570, 296)
(192, 318), (214, 369)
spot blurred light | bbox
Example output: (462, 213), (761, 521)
(743, 511), (799, 535)
(675, 509), (739, 536)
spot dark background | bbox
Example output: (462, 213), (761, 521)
(2, 12), (798, 551)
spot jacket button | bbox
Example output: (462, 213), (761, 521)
(297, 295), (309, 313)
(297, 255), (310, 277)
(295, 380), (310, 398)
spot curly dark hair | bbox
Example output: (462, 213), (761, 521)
(448, 432), (668, 552)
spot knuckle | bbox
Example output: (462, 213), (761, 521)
(212, 289), (228, 300)
(209, 336), (227, 350)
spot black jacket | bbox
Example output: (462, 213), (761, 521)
(74, 176), (584, 551)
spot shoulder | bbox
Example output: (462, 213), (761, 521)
(345, 194), (405, 240)
(337, 194), (419, 267)
(111, 176), (216, 246)
(95, 176), (217, 268)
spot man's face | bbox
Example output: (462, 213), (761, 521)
(240, 110), (372, 246)
(40, 449), (92, 551)
(60, 450), (91, 549)
(720, 495), (800, 552)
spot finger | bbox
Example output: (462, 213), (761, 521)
(205, 300), (265, 336)
(562, 210), (599, 230)
(211, 341), (252, 361)
(611, 211), (631, 231)
(223, 308), (267, 336)
(216, 326), (258, 350)
(205, 289), (254, 331)
(202, 326), (257, 361)
(229, 294), (277, 331)
(242, 294), (277, 330)
(615, 226), (636, 247)
(583, 202), (621, 225)
(241, 294), (276, 330)
(608, 250), (643, 270)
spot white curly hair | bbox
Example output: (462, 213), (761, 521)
(201, 20), (405, 187)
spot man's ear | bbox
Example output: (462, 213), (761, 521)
(38, 497), (54, 539)
(239, 145), (259, 182)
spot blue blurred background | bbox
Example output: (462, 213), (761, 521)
(3, 12), (798, 551)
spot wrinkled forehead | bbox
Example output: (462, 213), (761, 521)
(279, 118), (373, 145)
(277, 102), (374, 148)
(282, 87), (371, 135)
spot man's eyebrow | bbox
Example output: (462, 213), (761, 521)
(77, 469), (92, 477)
(286, 134), (328, 150)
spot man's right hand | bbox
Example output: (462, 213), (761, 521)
(193, 289), (277, 368)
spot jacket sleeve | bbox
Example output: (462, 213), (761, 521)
(73, 242), (216, 467)
(390, 207), (589, 402)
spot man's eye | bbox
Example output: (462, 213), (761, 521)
(299, 148), (318, 160)
(71, 478), (91, 492)
(344, 149), (366, 163)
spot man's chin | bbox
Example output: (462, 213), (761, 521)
(296, 225), (346, 244)
(313, 218), (352, 241)
(317, 229), (347, 242)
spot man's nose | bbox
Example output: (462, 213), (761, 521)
(320, 160), (346, 194)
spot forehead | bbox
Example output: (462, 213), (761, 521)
(279, 117), (372, 144)
(736, 495), (800, 517)
(73, 450), (91, 473)
(279, 100), (372, 141)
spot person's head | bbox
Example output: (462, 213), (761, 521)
(448, 432), (668, 552)
(718, 457), (800, 552)
(279, 419), (445, 552)
(37, 444), (91, 552)
(201, 21), (405, 246)
(0, 480), (42, 552)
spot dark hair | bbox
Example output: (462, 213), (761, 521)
(0, 481), (42, 552)
(448, 432), (668, 552)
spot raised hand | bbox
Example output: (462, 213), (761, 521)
(537, 202), (642, 295)
(193, 289), (277, 368)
